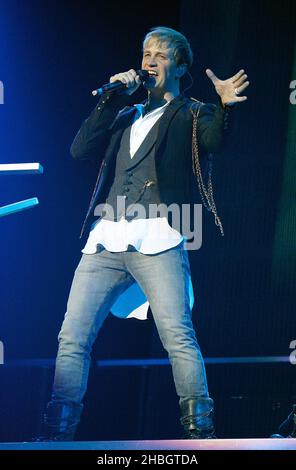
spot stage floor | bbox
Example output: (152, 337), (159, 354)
(0, 438), (295, 450)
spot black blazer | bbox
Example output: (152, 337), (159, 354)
(70, 92), (231, 238)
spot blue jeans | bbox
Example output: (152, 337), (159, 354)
(52, 242), (209, 406)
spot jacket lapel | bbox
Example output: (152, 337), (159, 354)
(106, 95), (187, 165)
(155, 94), (188, 156)
(125, 118), (160, 169)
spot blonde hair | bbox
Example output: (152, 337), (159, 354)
(143, 26), (193, 68)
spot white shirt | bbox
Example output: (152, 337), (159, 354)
(81, 101), (194, 319)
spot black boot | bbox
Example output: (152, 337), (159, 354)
(271, 404), (296, 438)
(34, 401), (83, 441)
(180, 397), (216, 439)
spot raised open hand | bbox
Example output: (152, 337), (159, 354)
(206, 68), (249, 106)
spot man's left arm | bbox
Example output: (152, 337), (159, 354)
(197, 68), (249, 153)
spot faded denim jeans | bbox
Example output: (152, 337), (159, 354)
(52, 241), (209, 406)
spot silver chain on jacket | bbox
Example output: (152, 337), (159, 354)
(190, 101), (224, 236)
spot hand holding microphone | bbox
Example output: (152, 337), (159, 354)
(92, 69), (149, 96)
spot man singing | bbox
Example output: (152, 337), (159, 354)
(38, 26), (249, 441)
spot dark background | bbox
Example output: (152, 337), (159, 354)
(0, 0), (295, 440)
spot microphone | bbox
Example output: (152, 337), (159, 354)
(91, 69), (150, 96)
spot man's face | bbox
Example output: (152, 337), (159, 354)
(141, 39), (180, 91)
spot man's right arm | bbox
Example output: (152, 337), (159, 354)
(70, 92), (133, 161)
